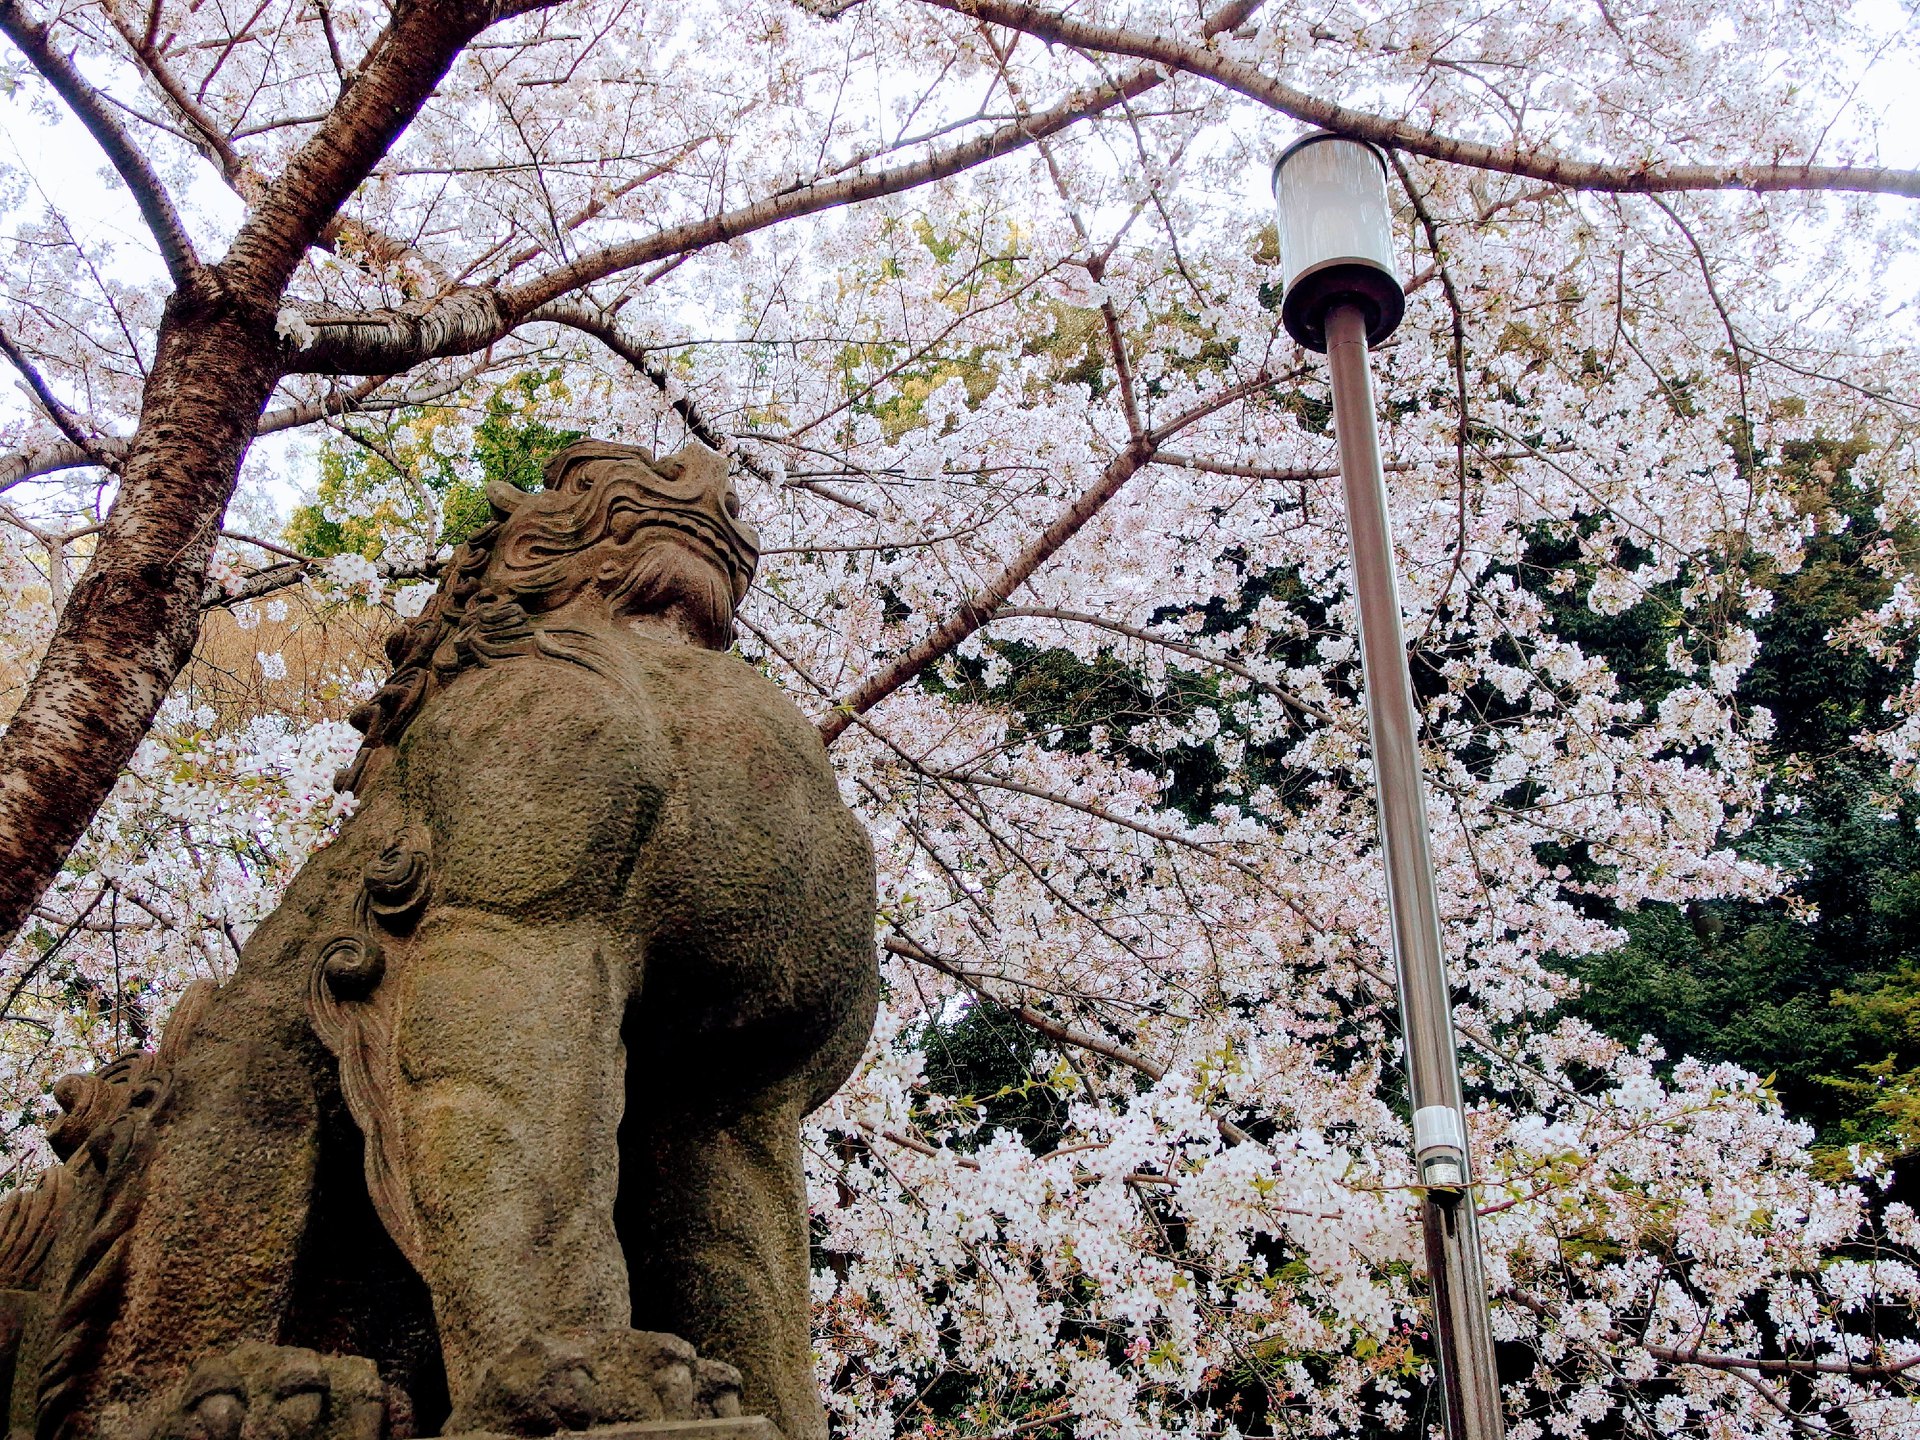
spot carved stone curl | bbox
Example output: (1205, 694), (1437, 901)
(318, 935), (385, 1001)
(313, 824), (430, 1002)
(362, 836), (431, 932)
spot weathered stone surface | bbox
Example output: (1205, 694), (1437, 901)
(0, 440), (874, 1440)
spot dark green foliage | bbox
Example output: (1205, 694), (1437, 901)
(1540, 436), (1920, 1150)
(1518, 533), (1682, 718)
(284, 372), (582, 559)
(1563, 776), (1920, 1127)
(935, 640), (1232, 823)
(927, 559), (1345, 826)
(917, 999), (1070, 1153)
(1597, 772), (1920, 1146)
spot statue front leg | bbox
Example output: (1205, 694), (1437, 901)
(387, 909), (631, 1425)
(378, 909), (740, 1435)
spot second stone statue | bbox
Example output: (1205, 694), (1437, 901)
(0, 439), (879, 1440)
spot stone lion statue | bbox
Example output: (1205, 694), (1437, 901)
(0, 440), (878, 1440)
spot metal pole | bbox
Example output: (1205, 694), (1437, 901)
(1324, 301), (1506, 1440)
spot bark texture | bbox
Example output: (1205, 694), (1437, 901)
(0, 0), (554, 954)
(0, 291), (279, 948)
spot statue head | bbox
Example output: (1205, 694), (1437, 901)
(337, 438), (760, 792)
(483, 439), (760, 648)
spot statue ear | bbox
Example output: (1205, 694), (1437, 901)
(486, 480), (530, 518)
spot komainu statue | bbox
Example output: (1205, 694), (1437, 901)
(0, 440), (879, 1440)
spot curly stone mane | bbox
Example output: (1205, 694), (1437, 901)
(336, 438), (758, 792)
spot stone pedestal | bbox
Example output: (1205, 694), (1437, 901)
(444, 1423), (782, 1440)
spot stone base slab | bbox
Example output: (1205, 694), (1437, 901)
(444, 1419), (782, 1440)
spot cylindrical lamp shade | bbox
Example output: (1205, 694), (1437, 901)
(1271, 133), (1406, 351)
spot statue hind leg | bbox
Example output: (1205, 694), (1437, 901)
(20, 981), (335, 1440)
(619, 1080), (824, 1440)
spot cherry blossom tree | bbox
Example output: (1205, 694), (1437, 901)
(2, 0), (1919, 1433)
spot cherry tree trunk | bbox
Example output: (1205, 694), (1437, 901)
(0, 289), (281, 950)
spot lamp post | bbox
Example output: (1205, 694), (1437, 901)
(1271, 132), (1506, 1440)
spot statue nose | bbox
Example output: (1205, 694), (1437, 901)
(658, 438), (756, 553)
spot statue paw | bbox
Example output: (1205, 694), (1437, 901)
(582, 1331), (741, 1422)
(695, 1357), (744, 1419)
(450, 1334), (596, 1435)
(142, 1343), (390, 1440)
(450, 1330), (742, 1435)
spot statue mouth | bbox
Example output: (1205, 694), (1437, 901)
(606, 497), (759, 598)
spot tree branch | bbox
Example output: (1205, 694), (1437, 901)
(223, 0), (562, 299)
(816, 369), (1280, 745)
(496, 71), (1151, 311)
(1150, 450), (1338, 483)
(817, 435), (1154, 745)
(280, 0), (1273, 377)
(0, 0), (199, 284)
(99, 0), (267, 203)
(530, 302), (746, 463)
(201, 551), (441, 610)
(0, 324), (116, 468)
(285, 71), (1169, 375)
(919, 0), (1920, 199)
(0, 438), (119, 492)
(532, 301), (883, 516)
(1645, 1346), (1920, 1382)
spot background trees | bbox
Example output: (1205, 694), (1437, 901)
(1, 0), (1918, 1434)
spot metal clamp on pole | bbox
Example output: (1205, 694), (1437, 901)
(1413, 1105), (1469, 1190)
(1272, 132), (1506, 1440)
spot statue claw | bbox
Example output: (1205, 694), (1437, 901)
(695, 1358), (744, 1419)
(142, 1343), (390, 1440)
(189, 1391), (246, 1440)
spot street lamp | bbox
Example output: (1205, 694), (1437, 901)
(1271, 132), (1507, 1440)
